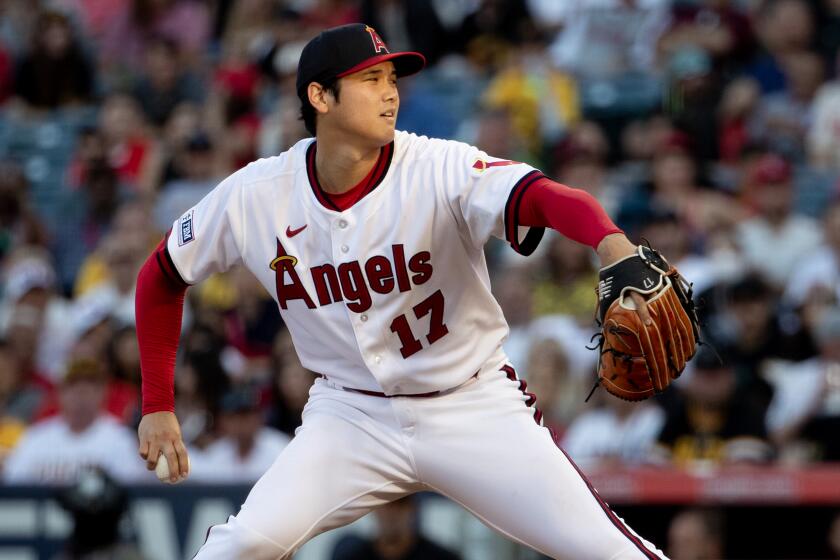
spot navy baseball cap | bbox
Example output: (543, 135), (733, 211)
(296, 24), (426, 101)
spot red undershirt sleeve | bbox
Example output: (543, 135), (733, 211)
(517, 176), (623, 249)
(135, 236), (188, 415)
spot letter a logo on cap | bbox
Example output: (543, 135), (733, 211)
(365, 25), (389, 54)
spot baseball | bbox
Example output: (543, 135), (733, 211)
(155, 453), (190, 484)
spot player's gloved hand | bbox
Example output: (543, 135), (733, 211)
(138, 411), (190, 483)
(592, 237), (700, 401)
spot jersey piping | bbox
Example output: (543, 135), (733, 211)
(503, 170), (547, 256)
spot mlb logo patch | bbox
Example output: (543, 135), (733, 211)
(178, 210), (195, 246)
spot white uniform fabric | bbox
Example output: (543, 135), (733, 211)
(169, 131), (666, 559)
(197, 370), (665, 560)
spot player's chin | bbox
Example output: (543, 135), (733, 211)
(370, 121), (396, 145)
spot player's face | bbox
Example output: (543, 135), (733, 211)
(329, 61), (399, 146)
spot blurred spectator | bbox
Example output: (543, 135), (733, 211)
(76, 230), (146, 326)
(65, 127), (109, 190)
(13, 10), (94, 110)
(664, 47), (723, 162)
(105, 326), (141, 425)
(53, 467), (145, 560)
(468, 108), (537, 168)
(223, 266), (283, 364)
(657, 0), (754, 71)
(654, 346), (773, 466)
(610, 114), (673, 192)
(765, 307), (840, 462)
(561, 393), (664, 468)
(131, 36), (205, 127)
(0, 161), (49, 260)
(190, 384), (289, 483)
(747, 0), (815, 94)
(3, 357), (145, 484)
(154, 131), (222, 231)
(784, 200), (840, 308)
(617, 131), (711, 239)
(97, 94), (160, 193)
(808, 53), (840, 169)
(482, 33), (580, 153)
(459, 0), (533, 70)
(100, 0), (211, 74)
(494, 266), (535, 368)
(175, 323), (231, 443)
(217, 0), (279, 50)
(552, 121), (616, 213)
(533, 0), (667, 79)
(74, 201), (157, 298)
(257, 94), (310, 156)
(0, 339), (44, 463)
(53, 158), (128, 291)
(666, 508), (725, 560)
(0, 249), (74, 382)
(359, 0), (453, 65)
(749, 50), (824, 161)
(152, 101), (202, 184)
(531, 234), (598, 322)
(736, 153), (822, 287)
(636, 210), (722, 297)
(51, 0), (131, 48)
(207, 33), (262, 171)
(705, 274), (814, 414)
(267, 330), (316, 438)
(718, 77), (762, 163)
(332, 495), (461, 560)
(300, 0), (361, 30)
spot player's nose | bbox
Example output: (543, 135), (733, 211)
(383, 83), (398, 103)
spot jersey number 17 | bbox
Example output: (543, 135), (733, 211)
(389, 290), (449, 358)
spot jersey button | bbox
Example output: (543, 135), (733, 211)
(338, 219), (348, 229)
(340, 244), (349, 253)
(374, 354), (382, 364)
(360, 314), (368, 322)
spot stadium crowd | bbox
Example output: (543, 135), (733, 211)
(0, 0), (839, 493)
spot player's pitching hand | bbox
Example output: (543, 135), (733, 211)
(138, 411), (190, 483)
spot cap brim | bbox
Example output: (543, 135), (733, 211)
(337, 51), (426, 79)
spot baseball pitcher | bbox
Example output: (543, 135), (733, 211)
(136, 24), (697, 559)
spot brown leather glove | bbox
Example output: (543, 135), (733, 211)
(593, 246), (700, 401)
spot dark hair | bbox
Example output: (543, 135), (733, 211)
(299, 77), (341, 136)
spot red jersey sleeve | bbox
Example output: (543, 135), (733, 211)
(516, 176), (622, 249)
(135, 235), (188, 415)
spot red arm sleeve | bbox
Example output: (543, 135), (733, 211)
(517, 176), (623, 249)
(135, 236), (189, 415)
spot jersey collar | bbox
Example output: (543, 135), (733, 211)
(305, 140), (395, 212)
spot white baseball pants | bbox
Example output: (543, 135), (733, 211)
(194, 363), (667, 560)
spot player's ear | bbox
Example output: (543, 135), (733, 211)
(307, 82), (331, 115)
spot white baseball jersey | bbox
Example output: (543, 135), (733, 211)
(166, 130), (546, 395)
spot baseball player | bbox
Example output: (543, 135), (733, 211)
(136, 24), (667, 559)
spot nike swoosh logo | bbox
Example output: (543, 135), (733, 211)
(286, 224), (307, 238)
